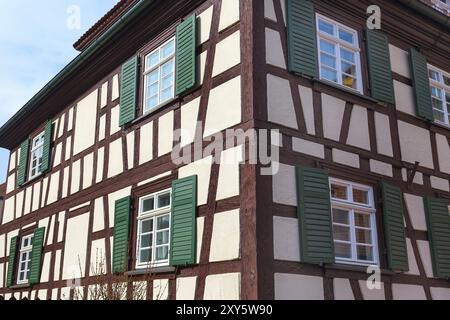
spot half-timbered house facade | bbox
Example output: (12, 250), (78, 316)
(0, 0), (449, 300)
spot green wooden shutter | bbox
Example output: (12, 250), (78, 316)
(175, 14), (197, 96)
(29, 227), (46, 285)
(6, 236), (18, 287)
(366, 29), (395, 104)
(112, 196), (131, 273)
(119, 56), (139, 126)
(17, 139), (29, 187)
(381, 183), (409, 271)
(424, 197), (450, 278)
(409, 49), (433, 121)
(296, 166), (334, 264)
(286, 0), (318, 78)
(40, 120), (53, 173)
(170, 175), (197, 266)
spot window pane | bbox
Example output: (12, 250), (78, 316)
(434, 110), (445, 123)
(156, 246), (169, 261)
(161, 87), (174, 102)
(356, 229), (372, 244)
(357, 245), (373, 261)
(339, 29), (354, 44)
(161, 75), (174, 90)
(157, 230), (170, 245)
(340, 48), (355, 63)
(162, 60), (174, 77)
(158, 193), (171, 208)
(331, 184), (348, 200)
(320, 40), (335, 55)
(342, 74), (356, 89)
(429, 70), (440, 82)
(446, 92), (450, 104)
(162, 40), (175, 59)
(142, 198), (155, 213)
(332, 208), (349, 225)
(341, 62), (356, 76)
(318, 19), (334, 35)
(148, 82), (159, 97)
(147, 51), (160, 69)
(139, 249), (151, 263)
(320, 53), (336, 69)
(141, 219), (154, 233)
(333, 225), (351, 241)
(431, 86), (442, 99)
(355, 212), (371, 228)
(353, 188), (369, 205)
(444, 76), (450, 86)
(148, 70), (159, 84)
(322, 68), (338, 83)
(140, 234), (152, 248)
(146, 96), (158, 110)
(432, 98), (443, 111)
(335, 242), (352, 259)
(157, 215), (170, 230)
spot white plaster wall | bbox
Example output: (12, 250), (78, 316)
(431, 176), (449, 192)
(108, 187), (132, 227)
(398, 121), (433, 169)
(199, 51), (207, 85)
(430, 287), (450, 300)
(204, 76), (242, 137)
(374, 112), (393, 157)
(112, 74), (119, 101)
(93, 197), (105, 232)
(197, 217), (205, 264)
(16, 191), (23, 219)
(274, 273), (324, 300)
(0, 263), (4, 288)
(216, 146), (242, 201)
(65, 136), (72, 161)
(322, 94), (346, 141)
(178, 156), (213, 206)
(370, 160), (393, 177)
(71, 160), (81, 195)
(198, 6), (213, 44)
(127, 132), (135, 170)
(110, 106), (121, 135)
(417, 240), (434, 278)
(53, 250), (61, 281)
(272, 163), (296, 206)
(8, 151), (16, 172)
(68, 107), (74, 131)
(108, 138), (124, 178)
(73, 90), (98, 156)
(90, 238), (106, 276)
(40, 252), (52, 282)
(58, 116), (65, 138)
(204, 273), (241, 300)
(209, 209), (240, 262)
(53, 143), (62, 168)
(0, 234), (5, 258)
(334, 278), (354, 300)
(265, 28), (286, 69)
(99, 115), (106, 141)
(139, 121), (153, 165)
(83, 153), (94, 189)
(62, 167), (69, 198)
(264, 0), (277, 21)
(62, 212), (90, 280)
(347, 105), (370, 150)
(402, 168), (424, 185)
(23, 186), (31, 215)
(96, 147), (105, 183)
(57, 212), (65, 243)
(404, 194), (427, 231)
(394, 81), (416, 116)
(2, 197), (14, 224)
(153, 279), (169, 300)
(435, 134), (450, 174)
(392, 284), (427, 300)
(292, 137), (325, 159)
(176, 277), (197, 300)
(101, 81), (108, 108)
(218, 0), (240, 31)
(6, 173), (15, 194)
(299, 85), (316, 135)
(389, 44), (410, 78)
(267, 74), (298, 129)
(405, 238), (420, 275)
(273, 216), (300, 262)
(181, 97), (200, 148)
(333, 149), (360, 168)
(158, 111), (174, 157)
(213, 31), (241, 77)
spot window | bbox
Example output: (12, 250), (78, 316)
(29, 131), (45, 180)
(143, 38), (176, 114)
(429, 65), (450, 126)
(17, 234), (34, 284)
(330, 179), (378, 266)
(136, 189), (172, 268)
(316, 15), (363, 93)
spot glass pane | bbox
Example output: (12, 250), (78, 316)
(432, 98), (443, 110)
(157, 230), (170, 245)
(161, 87), (174, 102)
(141, 219), (154, 233)
(335, 242), (352, 259)
(355, 212), (371, 228)
(353, 188), (369, 205)
(146, 96), (159, 110)
(322, 68), (338, 83)
(357, 245), (373, 261)
(434, 110), (445, 123)
(431, 86), (442, 99)
(429, 70), (440, 81)
(158, 193), (171, 208)
(318, 19), (334, 35)
(332, 208), (350, 225)
(444, 75), (450, 86)
(340, 48), (355, 63)
(162, 40), (175, 59)
(339, 29), (354, 44)
(147, 51), (160, 69)
(341, 62), (356, 76)
(446, 92), (450, 103)
(356, 229), (372, 244)
(320, 40), (335, 55)
(139, 249), (151, 263)
(161, 60), (174, 77)
(331, 184), (348, 200)
(140, 234), (152, 248)
(148, 83), (158, 97)
(157, 215), (170, 230)
(333, 225), (351, 241)
(320, 53), (336, 69)
(342, 74), (356, 89)
(161, 75), (174, 90)
(148, 70), (159, 84)
(141, 198), (155, 213)
(156, 246), (169, 261)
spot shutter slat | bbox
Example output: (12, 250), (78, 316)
(40, 120), (53, 173)
(6, 236), (18, 287)
(424, 197), (450, 278)
(29, 227), (46, 285)
(381, 183), (409, 271)
(17, 139), (29, 187)
(112, 196), (131, 273)
(286, 0), (318, 78)
(296, 166), (334, 264)
(119, 56), (138, 126)
(366, 29), (395, 104)
(170, 175), (197, 266)
(409, 49), (433, 121)
(175, 15), (197, 96)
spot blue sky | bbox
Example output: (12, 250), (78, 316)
(0, 0), (118, 183)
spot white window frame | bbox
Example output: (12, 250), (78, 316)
(143, 37), (176, 115)
(17, 234), (34, 285)
(329, 178), (379, 267)
(28, 131), (45, 180)
(136, 189), (172, 269)
(428, 64), (450, 127)
(316, 14), (363, 94)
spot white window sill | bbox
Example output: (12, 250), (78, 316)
(125, 266), (175, 276)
